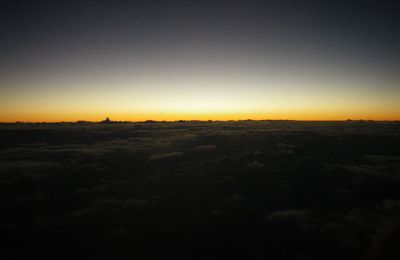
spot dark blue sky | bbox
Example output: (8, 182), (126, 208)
(1, 0), (399, 68)
(1, 0), (399, 121)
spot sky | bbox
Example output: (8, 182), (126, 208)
(0, 0), (399, 122)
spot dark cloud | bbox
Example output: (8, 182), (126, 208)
(193, 144), (217, 152)
(149, 151), (183, 160)
(267, 209), (312, 223)
(246, 160), (264, 171)
(1, 121), (400, 259)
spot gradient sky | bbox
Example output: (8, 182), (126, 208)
(1, 0), (399, 121)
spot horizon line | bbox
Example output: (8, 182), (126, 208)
(1, 118), (399, 124)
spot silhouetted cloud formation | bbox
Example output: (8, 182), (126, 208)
(0, 121), (400, 259)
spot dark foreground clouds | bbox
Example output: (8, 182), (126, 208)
(1, 121), (400, 259)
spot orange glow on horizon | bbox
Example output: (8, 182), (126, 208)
(1, 111), (399, 123)
(1, 63), (399, 123)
